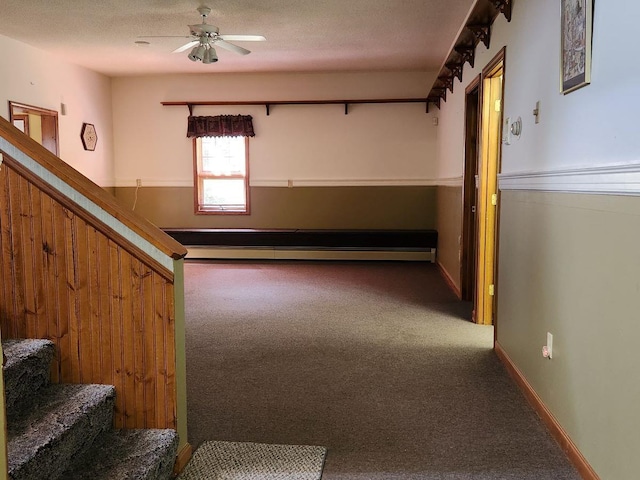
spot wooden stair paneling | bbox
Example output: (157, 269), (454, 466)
(0, 159), (177, 432)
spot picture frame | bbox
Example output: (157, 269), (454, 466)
(560, 0), (593, 94)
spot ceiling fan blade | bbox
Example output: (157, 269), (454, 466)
(218, 34), (266, 42)
(214, 39), (251, 55)
(137, 35), (194, 39)
(173, 40), (199, 53)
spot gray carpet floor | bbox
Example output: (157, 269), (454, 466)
(184, 261), (581, 480)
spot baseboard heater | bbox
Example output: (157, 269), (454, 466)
(163, 229), (437, 262)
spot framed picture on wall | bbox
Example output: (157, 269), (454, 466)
(560, 0), (593, 94)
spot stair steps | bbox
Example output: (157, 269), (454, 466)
(62, 429), (178, 480)
(3, 339), (55, 417)
(2, 339), (178, 480)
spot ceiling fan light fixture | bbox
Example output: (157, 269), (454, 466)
(156, 6), (265, 64)
(187, 45), (200, 61)
(188, 45), (206, 61)
(195, 45), (207, 61)
(202, 47), (218, 64)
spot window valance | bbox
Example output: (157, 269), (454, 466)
(186, 115), (255, 138)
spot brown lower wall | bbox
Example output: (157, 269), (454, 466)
(114, 186), (436, 230)
(435, 186), (462, 290)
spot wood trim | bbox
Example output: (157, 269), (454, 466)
(2, 154), (173, 281)
(437, 261), (462, 299)
(461, 75), (481, 302)
(192, 138), (198, 215)
(0, 116), (187, 260)
(193, 137), (251, 215)
(0, 162), (179, 432)
(8, 100), (58, 117)
(9, 101), (59, 156)
(428, 0), (510, 102)
(245, 136), (251, 215)
(173, 443), (193, 475)
(482, 46), (507, 338)
(163, 98), (427, 108)
(474, 47), (506, 327)
(465, 74), (481, 95)
(11, 114), (30, 137)
(494, 342), (600, 480)
(482, 46), (507, 78)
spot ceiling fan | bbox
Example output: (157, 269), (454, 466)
(138, 6), (266, 63)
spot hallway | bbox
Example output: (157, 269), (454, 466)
(183, 261), (579, 479)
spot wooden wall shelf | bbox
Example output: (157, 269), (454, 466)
(162, 98), (430, 115)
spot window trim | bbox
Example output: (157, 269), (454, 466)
(193, 136), (251, 215)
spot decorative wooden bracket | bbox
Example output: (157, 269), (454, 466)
(489, 0), (513, 22)
(426, 1), (510, 107)
(455, 46), (476, 68)
(427, 96), (441, 110)
(431, 87), (447, 102)
(467, 24), (491, 49)
(446, 62), (464, 83)
(438, 75), (455, 93)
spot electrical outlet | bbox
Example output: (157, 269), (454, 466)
(136, 179), (142, 187)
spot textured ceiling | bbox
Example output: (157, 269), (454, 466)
(0, 0), (476, 76)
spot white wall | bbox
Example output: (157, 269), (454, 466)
(0, 34), (114, 186)
(111, 72), (438, 187)
(437, 0), (640, 179)
(436, 1), (640, 478)
(501, 0), (640, 173)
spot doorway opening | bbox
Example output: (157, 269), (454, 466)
(8, 101), (59, 156)
(461, 76), (481, 306)
(469, 47), (506, 326)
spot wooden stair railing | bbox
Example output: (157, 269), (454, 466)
(0, 116), (191, 469)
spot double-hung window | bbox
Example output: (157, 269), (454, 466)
(194, 136), (250, 214)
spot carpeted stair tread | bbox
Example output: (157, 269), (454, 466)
(2, 339), (55, 418)
(62, 429), (178, 480)
(7, 383), (116, 480)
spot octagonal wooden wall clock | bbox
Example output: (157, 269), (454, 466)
(81, 122), (98, 151)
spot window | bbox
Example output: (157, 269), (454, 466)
(194, 136), (250, 214)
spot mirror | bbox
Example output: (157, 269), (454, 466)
(9, 101), (59, 155)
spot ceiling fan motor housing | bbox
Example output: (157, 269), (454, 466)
(189, 23), (219, 37)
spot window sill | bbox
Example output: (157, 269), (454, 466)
(196, 208), (250, 216)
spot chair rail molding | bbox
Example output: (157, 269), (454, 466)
(251, 178), (443, 187)
(498, 163), (640, 196)
(436, 176), (464, 187)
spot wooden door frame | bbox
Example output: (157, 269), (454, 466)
(8, 101), (59, 156)
(461, 75), (481, 307)
(474, 47), (506, 327)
